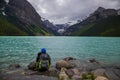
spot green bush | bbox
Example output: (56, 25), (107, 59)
(82, 72), (95, 80)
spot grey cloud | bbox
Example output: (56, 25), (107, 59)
(27, 0), (120, 24)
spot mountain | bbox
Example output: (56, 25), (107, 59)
(64, 7), (120, 36)
(0, 0), (6, 9)
(55, 24), (70, 35)
(42, 19), (70, 35)
(42, 19), (60, 35)
(118, 9), (120, 15)
(0, 0), (53, 36)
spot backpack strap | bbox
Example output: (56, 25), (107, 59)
(36, 54), (42, 70)
(46, 60), (50, 69)
(36, 61), (41, 70)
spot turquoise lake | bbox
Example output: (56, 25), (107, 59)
(0, 36), (120, 68)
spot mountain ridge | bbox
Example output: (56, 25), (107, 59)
(64, 7), (120, 36)
(0, 0), (54, 36)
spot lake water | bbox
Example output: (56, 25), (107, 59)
(0, 36), (120, 69)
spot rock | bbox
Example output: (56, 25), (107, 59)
(95, 76), (108, 80)
(56, 60), (75, 70)
(22, 69), (38, 76)
(48, 67), (59, 77)
(0, 72), (58, 80)
(71, 68), (81, 80)
(66, 68), (80, 79)
(9, 64), (21, 69)
(64, 57), (76, 61)
(113, 68), (120, 78)
(85, 62), (102, 72)
(72, 68), (80, 75)
(88, 58), (99, 63)
(59, 67), (70, 80)
(27, 61), (36, 71)
(93, 68), (106, 76)
(67, 60), (77, 68)
(72, 75), (81, 80)
(66, 69), (74, 78)
(2, 58), (120, 80)
(105, 68), (120, 80)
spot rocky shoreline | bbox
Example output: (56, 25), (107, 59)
(0, 57), (120, 80)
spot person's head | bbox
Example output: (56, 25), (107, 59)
(41, 48), (46, 54)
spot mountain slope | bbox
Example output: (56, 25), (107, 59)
(42, 19), (60, 35)
(0, 0), (53, 36)
(64, 7), (120, 36)
(72, 15), (120, 36)
(0, 14), (27, 35)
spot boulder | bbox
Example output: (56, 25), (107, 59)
(113, 68), (120, 78)
(48, 67), (59, 77)
(56, 60), (75, 70)
(64, 57), (76, 61)
(105, 68), (120, 80)
(72, 75), (81, 80)
(95, 76), (108, 80)
(70, 68), (81, 80)
(72, 68), (80, 75)
(27, 61), (36, 71)
(66, 69), (74, 78)
(93, 68), (106, 77)
(9, 64), (21, 69)
(85, 62), (102, 71)
(88, 58), (99, 64)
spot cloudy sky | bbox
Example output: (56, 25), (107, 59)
(27, 0), (120, 24)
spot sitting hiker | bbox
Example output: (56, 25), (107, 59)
(36, 48), (51, 71)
